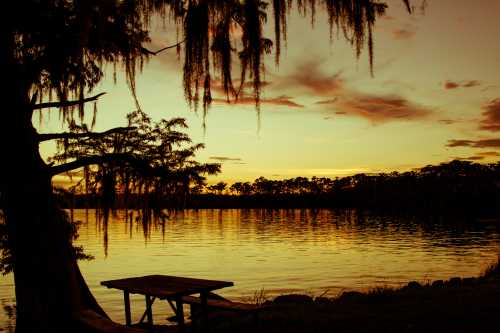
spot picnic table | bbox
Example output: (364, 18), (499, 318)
(101, 275), (234, 331)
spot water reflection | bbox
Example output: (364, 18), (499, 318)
(1, 209), (499, 326)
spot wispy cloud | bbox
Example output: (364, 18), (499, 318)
(210, 79), (272, 95)
(275, 60), (344, 96)
(476, 151), (500, 157)
(454, 151), (500, 161)
(454, 155), (486, 161)
(444, 80), (481, 90)
(315, 98), (338, 105)
(480, 98), (500, 131)
(392, 28), (416, 40)
(330, 94), (432, 123)
(447, 138), (500, 149)
(439, 119), (458, 125)
(209, 156), (242, 162)
(212, 95), (303, 108)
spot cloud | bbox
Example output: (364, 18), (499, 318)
(455, 156), (486, 161)
(444, 81), (460, 90)
(455, 151), (500, 161)
(212, 95), (303, 108)
(275, 60), (344, 96)
(444, 80), (481, 90)
(476, 151), (500, 157)
(480, 98), (500, 132)
(447, 139), (500, 149)
(392, 29), (416, 40)
(331, 94), (432, 123)
(210, 79), (272, 95)
(439, 119), (458, 125)
(315, 98), (338, 105)
(463, 80), (481, 88)
(208, 156), (244, 164)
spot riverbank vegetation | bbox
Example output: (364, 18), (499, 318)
(214, 258), (500, 333)
(59, 160), (500, 217)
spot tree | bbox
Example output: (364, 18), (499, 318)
(207, 181), (228, 195)
(50, 110), (220, 217)
(0, 1), (415, 332)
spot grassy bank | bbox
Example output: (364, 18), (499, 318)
(214, 259), (500, 333)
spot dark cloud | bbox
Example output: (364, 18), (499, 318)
(446, 140), (474, 147)
(392, 29), (416, 40)
(331, 94), (432, 123)
(480, 98), (500, 132)
(212, 95), (303, 108)
(447, 139), (500, 149)
(209, 156), (242, 162)
(444, 80), (481, 90)
(444, 81), (460, 90)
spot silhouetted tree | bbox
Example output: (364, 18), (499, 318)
(50, 110), (220, 217)
(0, 1), (414, 332)
(189, 160), (499, 212)
(207, 181), (228, 195)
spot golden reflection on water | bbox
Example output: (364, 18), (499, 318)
(1, 209), (499, 326)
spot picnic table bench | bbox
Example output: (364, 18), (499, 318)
(181, 295), (262, 312)
(179, 294), (266, 331)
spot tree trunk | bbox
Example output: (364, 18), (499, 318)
(1, 32), (107, 333)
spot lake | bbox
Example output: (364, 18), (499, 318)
(1, 209), (499, 328)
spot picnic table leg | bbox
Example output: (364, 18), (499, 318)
(145, 295), (154, 330)
(175, 298), (185, 332)
(200, 292), (209, 332)
(124, 291), (132, 326)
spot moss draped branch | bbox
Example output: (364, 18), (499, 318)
(140, 40), (186, 56)
(50, 153), (149, 177)
(32, 93), (106, 110)
(38, 127), (136, 143)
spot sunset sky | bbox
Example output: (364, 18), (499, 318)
(39, 0), (500, 185)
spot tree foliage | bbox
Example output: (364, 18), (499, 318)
(5, 0), (409, 126)
(49, 110), (220, 219)
(203, 160), (500, 215)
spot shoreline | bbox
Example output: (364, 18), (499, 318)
(214, 259), (500, 332)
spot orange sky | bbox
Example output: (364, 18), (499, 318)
(39, 0), (500, 185)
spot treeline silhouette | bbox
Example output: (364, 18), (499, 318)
(58, 160), (500, 216)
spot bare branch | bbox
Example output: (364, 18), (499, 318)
(38, 126), (136, 143)
(50, 153), (148, 177)
(32, 92), (106, 110)
(140, 40), (185, 56)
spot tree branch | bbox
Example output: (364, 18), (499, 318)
(50, 153), (149, 177)
(32, 92), (106, 110)
(140, 40), (185, 56)
(38, 126), (136, 143)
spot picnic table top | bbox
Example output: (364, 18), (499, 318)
(101, 275), (234, 299)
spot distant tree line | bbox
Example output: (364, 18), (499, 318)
(57, 160), (500, 216)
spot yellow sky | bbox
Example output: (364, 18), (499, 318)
(40, 0), (500, 185)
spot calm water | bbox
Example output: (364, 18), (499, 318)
(1, 209), (499, 327)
